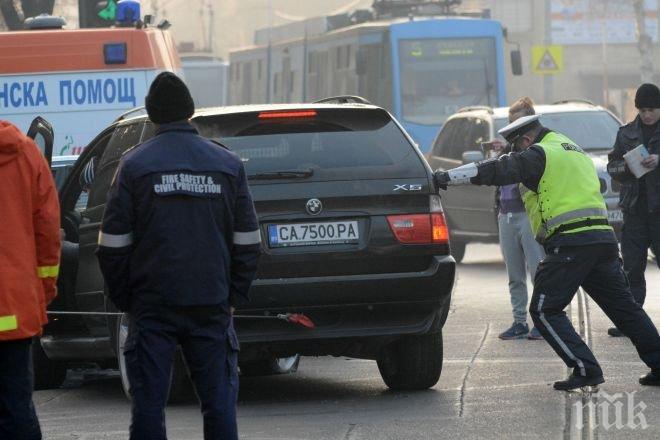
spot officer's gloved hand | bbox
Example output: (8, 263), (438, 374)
(434, 170), (451, 190)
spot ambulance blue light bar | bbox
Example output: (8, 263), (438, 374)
(104, 43), (127, 65)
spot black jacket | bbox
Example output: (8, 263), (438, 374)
(96, 122), (261, 311)
(607, 116), (660, 213)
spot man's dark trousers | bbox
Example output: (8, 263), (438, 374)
(0, 338), (42, 440)
(621, 208), (660, 306)
(529, 243), (660, 377)
(125, 303), (239, 440)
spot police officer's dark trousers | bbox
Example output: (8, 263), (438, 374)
(125, 303), (239, 440)
(529, 243), (660, 377)
(621, 204), (660, 306)
(0, 338), (42, 440)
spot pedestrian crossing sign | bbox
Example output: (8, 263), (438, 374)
(532, 45), (564, 75)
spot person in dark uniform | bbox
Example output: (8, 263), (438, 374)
(435, 115), (660, 390)
(607, 83), (660, 337)
(96, 72), (261, 440)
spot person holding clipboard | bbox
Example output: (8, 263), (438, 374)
(607, 83), (660, 337)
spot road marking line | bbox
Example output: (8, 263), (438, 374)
(458, 323), (489, 417)
(566, 289), (599, 440)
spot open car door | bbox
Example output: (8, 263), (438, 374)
(26, 117), (54, 166)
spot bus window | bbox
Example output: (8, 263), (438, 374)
(399, 38), (498, 126)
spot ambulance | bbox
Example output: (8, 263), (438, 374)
(0, 16), (181, 156)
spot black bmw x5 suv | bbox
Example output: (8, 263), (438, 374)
(40, 100), (455, 396)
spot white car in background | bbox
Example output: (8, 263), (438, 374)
(427, 101), (622, 262)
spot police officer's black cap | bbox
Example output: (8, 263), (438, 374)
(498, 114), (541, 143)
(145, 72), (195, 124)
(635, 83), (660, 109)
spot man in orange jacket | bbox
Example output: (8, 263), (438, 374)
(0, 120), (60, 440)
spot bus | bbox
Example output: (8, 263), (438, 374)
(0, 17), (180, 156)
(229, 9), (517, 152)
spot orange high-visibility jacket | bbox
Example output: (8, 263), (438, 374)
(0, 121), (60, 341)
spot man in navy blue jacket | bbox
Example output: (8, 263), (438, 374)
(96, 72), (261, 440)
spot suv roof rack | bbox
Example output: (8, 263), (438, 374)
(457, 105), (493, 114)
(552, 99), (596, 106)
(313, 95), (372, 105)
(114, 106), (147, 123)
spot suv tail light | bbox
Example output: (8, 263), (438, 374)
(387, 196), (449, 244)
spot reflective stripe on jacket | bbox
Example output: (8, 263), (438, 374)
(0, 121), (60, 341)
(528, 131), (611, 242)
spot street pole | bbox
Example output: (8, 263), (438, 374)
(208, 0), (214, 54)
(199, 3), (207, 51)
(634, 0), (654, 83)
(601, 0), (610, 107)
(266, 0), (272, 103)
(302, 22), (308, 102)
(543, 0), (553, 104)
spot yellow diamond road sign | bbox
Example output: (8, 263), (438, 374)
(532, 45), (563, 75)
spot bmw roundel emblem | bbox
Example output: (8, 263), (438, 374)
(306, 198), (322, 215)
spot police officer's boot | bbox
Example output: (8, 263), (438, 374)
(553, 372), (604, 391)
(639, 370), (660, 386)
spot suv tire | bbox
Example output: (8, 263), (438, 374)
(32, 337), (68, 390)
(116, 313), (195, 403)
(377, 332), (443, 390)
(239, 355), (300, 376)
(450, 240), (466, 264)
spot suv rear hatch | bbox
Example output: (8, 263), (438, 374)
(193, 107), (448, 285)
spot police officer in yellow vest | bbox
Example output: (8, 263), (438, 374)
(435, 115), (660, 390)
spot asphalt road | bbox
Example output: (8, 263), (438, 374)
(35, 244), (660, 439)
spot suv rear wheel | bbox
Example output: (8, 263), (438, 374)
(450, 240), (466, 263)
(239, 355), (300, 376)
(377, 332), (443, 390)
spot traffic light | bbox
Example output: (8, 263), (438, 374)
(78, 0), (117, 28)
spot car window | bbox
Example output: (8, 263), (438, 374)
(87, 122), (143, 208)
(539, 111), (619, 151)
(99, 123), (143, 168)
(465, 117), (489, 153)
(447, 118), (471, 160)
(495, 112), (619, 151)
(51, 162), (74, 190)
(432, 119), (458, 158)
(194, 108), (427, 181)
(493, 117), (508, 139)
(141, 121), (156, 141)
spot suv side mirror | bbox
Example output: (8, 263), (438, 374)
(510, 50), (523, 76)
(27, 116), (54, 166)
(462, 150), (484, 164)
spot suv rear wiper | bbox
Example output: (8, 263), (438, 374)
(247, 169), (314, 180)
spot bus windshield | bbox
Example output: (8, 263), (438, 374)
(399, 38), (498, 126)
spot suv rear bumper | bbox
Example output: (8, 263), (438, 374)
(236, 255), (455, 343)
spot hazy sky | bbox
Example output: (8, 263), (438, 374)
(155, 0), (373, 58)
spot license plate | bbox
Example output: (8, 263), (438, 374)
(268, 221), (359, 247)
(607, 210), (623, 223)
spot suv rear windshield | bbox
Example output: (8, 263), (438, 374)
(193, 108), (426, 182)
(494, 111), (619, 151)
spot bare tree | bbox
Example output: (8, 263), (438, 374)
(633, 0), (654, 83)
(0, 0), (54, 30)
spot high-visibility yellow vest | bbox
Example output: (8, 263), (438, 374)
(521, 131), (612, 243)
